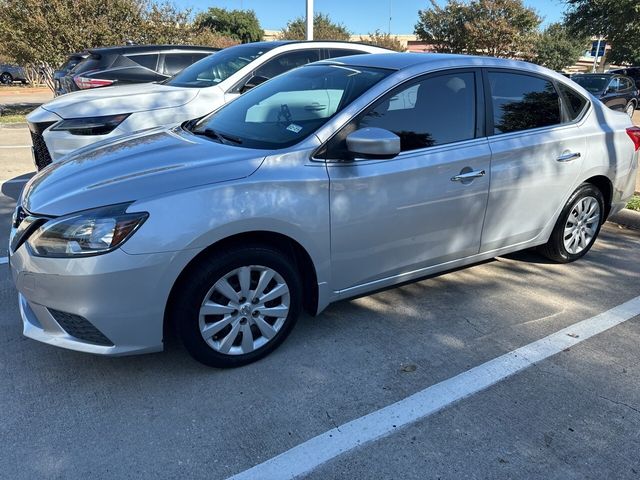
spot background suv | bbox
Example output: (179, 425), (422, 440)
(572, 73), (639, 117)
(27, 41), (391, 169)
(57, 45), (219, 95)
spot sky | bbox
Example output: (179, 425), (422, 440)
(182, 0), (567, 34)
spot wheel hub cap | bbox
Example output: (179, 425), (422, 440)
(563, 196), (601, 255)
(198, 265), (290, 356)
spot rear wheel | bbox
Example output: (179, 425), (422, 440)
(538, 183), (604, 263)
(625, 101), (636, 118)
(0, 72), (12, 84)
(172, 245), (302, 368)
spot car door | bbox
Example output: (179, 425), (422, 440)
(224, 49), (321, 103)
(480, 70), (586, 252)
(324, 70), (491, 291)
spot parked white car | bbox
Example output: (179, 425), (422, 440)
(26, 41), (391, 169)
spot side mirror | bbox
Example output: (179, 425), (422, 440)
(346, 127), (401, 160)
(240, 75), (269, 94)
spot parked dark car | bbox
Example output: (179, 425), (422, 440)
(0, 63), (27, 84)
(54, 51), (89, 96)
(571, 73), (639, 117)
(58, 45), (219, 95)
(608, 67), (640, 88)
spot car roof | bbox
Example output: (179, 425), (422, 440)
(87, 45), (220, 55)
(315, 52), (557, 71)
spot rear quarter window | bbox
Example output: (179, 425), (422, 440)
(558, 83), (588, 122)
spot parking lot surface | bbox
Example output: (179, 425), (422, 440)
(1, 128), (640, 479)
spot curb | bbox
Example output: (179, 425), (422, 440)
(609, 208), (640, 230)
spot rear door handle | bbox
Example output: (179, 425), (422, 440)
(557, 151), (581, 162)
(451, 170), (486, 182)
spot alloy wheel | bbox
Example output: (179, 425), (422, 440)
(563, 196), (601, 255)
(0, 73), (12, 84)
(198, 265), (290, 355)
(626, 102), (635, 118)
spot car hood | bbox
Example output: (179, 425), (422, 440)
(40, 83), (202, 118)
(22, 127), (268, 216)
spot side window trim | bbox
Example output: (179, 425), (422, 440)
(317, 68), (485, 162)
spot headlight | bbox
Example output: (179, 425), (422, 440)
(27, 204), (148, 258)
(50, 113), (130, 136)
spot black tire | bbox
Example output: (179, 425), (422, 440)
(171, 244), (302, 368)
(538, 183), (605, 263)
(0, 72), (12, 85)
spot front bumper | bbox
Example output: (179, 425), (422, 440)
(10, 245), (178, 356)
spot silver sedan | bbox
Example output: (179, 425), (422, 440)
(9, 53), (639, 367)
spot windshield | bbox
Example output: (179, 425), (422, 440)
(189, 64), (392, 150)
(572, 75), (609, 94)
(166, 44), (274, 88)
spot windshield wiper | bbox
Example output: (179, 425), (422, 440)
(192, 128), (243, 145)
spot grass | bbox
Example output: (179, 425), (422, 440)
(627, 195), (640, 212)
(0, 104), (31, 124)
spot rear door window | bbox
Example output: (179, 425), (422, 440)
(253, 49), (321, 80)
(128, 54), (159, 71)
(162, 53), (197, 76)
(488, 71), (562, 134)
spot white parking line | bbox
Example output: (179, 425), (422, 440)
(0, 257), (8, 265)
(0, 145), (32, 149)
(227, 295), (640, 480)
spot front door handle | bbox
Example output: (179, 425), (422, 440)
(451, 169), (486, 182)
(557, 151), (581, 162)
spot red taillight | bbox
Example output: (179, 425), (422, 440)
(73, 75), (114, 89)
(627, 126), (640, 152)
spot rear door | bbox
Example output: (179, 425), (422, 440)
(325, 69), (491, 291)
(481, 70), (587, 252)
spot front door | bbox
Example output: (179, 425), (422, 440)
(324, 70), (491, 291)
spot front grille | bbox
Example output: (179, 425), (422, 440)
(48, 309), (114, 346)
(28, 121), (55, 170)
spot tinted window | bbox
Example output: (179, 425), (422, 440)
(191, 64), (391, 150)
(128, 54), (158, 71)
(327, 48), (367, 59)
(71, 54), (110, 75)
(167, 44), (273, 88)
(609, 77), (621, 92)
(619, 77), (632, 91)
(361, 72), (476, 151)
(488, 72), (561, 134)
(558, 83), (588, 121)
(163, 53), (196, 75)
(572, 75), (609, 94)
(253, 50), (321, 80)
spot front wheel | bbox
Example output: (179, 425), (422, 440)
(625, 101), (636, 118)
(172, 245), (302, 368)
(538, 183), (604, 263)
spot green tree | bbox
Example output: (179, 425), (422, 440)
(415, 0), (541, 58)
(195, 7), (262, 44)
(280, 13), (350, 41)
(531, 23), (587, 71)
(564, 0), (640, 65)
(360, 30), (405, 52)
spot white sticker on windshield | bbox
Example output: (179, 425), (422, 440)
(286, 123), (303, 134)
